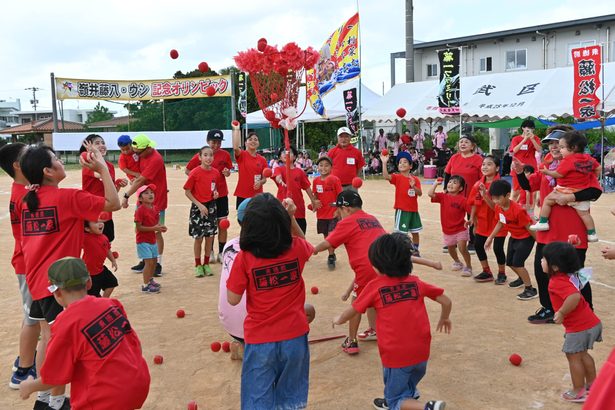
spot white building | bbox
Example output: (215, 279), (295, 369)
(0, 99), (21, 128)
(14, 108), (99, 125)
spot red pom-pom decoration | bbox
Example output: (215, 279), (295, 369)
(170, 49), (179, 59)
(264, 110), (277, 121)
(270, 92), (279, 101)
(219, 219), (230, 230)
(352, 177), (363, 189)
(396, 107), (406, 118)
(262, 168), (273, 178)
(210, 342), (221, 352)
(257, 38), (268, 52)
(198, 62), (209, 73)
(205, 86), (216, 97)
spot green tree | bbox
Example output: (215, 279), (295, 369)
(86, 102), (114, 126)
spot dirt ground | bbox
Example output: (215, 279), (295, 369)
(1, 167), (614, 410)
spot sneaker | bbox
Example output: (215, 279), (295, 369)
(373, 398), (389, 409)
(587, 233), (599, 242)
(12, 353), (36, 372)
(467, 243), (476, 255)
(48, 397), (71, 410)
(341, 337), (359, 355)
(528, 307), (554, 324)
(424, 400), (446, 410)
(508, 277), (524, 288)
(495, 273), (507, 285)
(474, 271), (494, 282)
(131, 260), (145, 272)
(195, 265), (205, 278)
(451, 262), (464, 271)
(148, 278), (161, 288)
(327, 255), (336, 271)
(9, 365), (36, 389)
(529, 222), (550, 231)
(442, 246), (449, 253)
(141, 283), (160, 294)
(154, 263), (163, 277)
(209, 252), (216, 264)
(357, 327), (377, 341)
(517, 287), (538, 301)
(203, 264), (214, 276)
(561, 388), (587, 403)
(461, 267), (473, 277)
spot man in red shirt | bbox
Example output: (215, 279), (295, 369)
(121, 134), (168, 276)
(328, 127), (365, 187)
(509, 119), (541, 201)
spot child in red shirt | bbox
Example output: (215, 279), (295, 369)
(428, 175), (473, 276)
(83, 217), (118, 298)
(333, 233), (450, 410)
(184, 146), (222, 277)
(485, 180), (538, 301)
(117, 135), (141, 181)
(509, 119), (542, 200)
(19, 257), (150, 409)
(517, 165), (538, 218)
(311, 156), (342, 270)
(532, 132), (602, 242)
(232, 123), (268, 209)
(542, 242), (602, 403)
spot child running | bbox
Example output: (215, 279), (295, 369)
(184, 145), (222, 277)
(485, 180), (538, 301)
(82, 215), (119, 297)
(428, 175), (473, 276)
(531, 131), (602, 241)
(134, 184), (165, 293)
(542, 242), (602, 403)
(333, 233), (450, 410)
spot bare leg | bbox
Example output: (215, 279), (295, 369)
(19, 322), (40, 368)
(366, 307), (377, 329)
(511, 266), (532, 286)
(457, 240), (472, 269)
(576, 209), (596, 231)
(37, 321), (66, 397)
(400, 398), (431, 410)
(204, 237), (214, 259)
(142, 259), (156, 284)
(411, 232), (420, 247)
(581, 352), (597, 386)
(156, 231), (164, 257)
(193, 238), (203, 260)
(102, 287), (114, 298)
(448, 245), (460, 264)
(566, 352), (588, 393)
(348, 312), (361, 340)
(538, 194), (556, 219)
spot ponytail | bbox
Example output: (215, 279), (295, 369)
(20, 145), (54, 212)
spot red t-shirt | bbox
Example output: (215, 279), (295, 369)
(509, 134), (541, 167)
(139, 149), (168, 211)
(134, 205), (159, 244)
(353, 275), (444, 368)
(555, 153), (600, 190)
(82, 161), (116, 198)
(118, 152), (140, 181)
(494, 201), (532, 239)
(234, 150), (268, 198)
(584, 347), (615, 409)
(517, 187), (535, 207)
(444, 153), (483, 197)
(16, 187), (105, 300)
(326, 210), (385, 286)
(186, 149), (233, 197)
(226, 237), (313, 344)
(41, 297), (150, 410)
(467, 176), (506, 238)
(10, 182), (27, 274)
(431, 192), (467, 235)
(183, 167), (222, 203)
(312, 174), (342, 220)
(82, 233), (110, 276)
(390, 173), (421, 212)
(548, 274), (600, 333)
(272, 167), (311, 219)
(327, 144), (365, 185)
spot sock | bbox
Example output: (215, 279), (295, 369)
(195, 258), (201, 266)
(587, 229), (596, 235)
(539, 216), (548, 223)
(37, 391), (50, 403)
(219, 242), (226, 254)
(204, 255), (210, 264)
(483, 265), (492, 274)
(157, 255), (163, 265)
(498, 267), (506, 274)
(49, 395), (65, 410)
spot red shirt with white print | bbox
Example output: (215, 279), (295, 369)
(327, 144), (365, 185)
(118, 152), (139, 181)
(312, 174), (342, 220)
(494, 201), (532, 239)
(468, 176), (507, 238)
(186, 149), (233, 197)
(390, 173), (421, 212)
(431, 192), (468, 235)
(183, 167), (222, 203)
(444, 153), (483, 197)
(548, 273), (600, 333)
(234, 150), (268, 198)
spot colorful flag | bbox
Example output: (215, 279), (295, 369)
(306, 13), (360, 117)
(572, 45), (601, 120)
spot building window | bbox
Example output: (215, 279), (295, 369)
(426, 63), (437, 77)
(479, 57), (492, 73)
(505, 49), (527, 70)
(567, 40), (597, 65)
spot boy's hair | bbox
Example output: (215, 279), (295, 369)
(240, 193), (292, 259)
(488, 179), (511, 197)
(277, 146), (298, 159)
(0, 142), (26, 178)
(368, 233), (413, 277)
(521, 119), (535, 129)
(20, 145), (55, 212)
(541, 242), (581, 275)
(79, 134), (104, 153)
(448, 175), (466, 191)
(483, 154), (501, 168)
(560, 131), (587, 153)
(523, 165), (535, 174)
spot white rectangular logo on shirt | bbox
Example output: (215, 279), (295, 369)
(316, 185), (324, 193)
(346, 157), (355, 165)
(520, 144), (528, 151)
(499, 213), (507, 224)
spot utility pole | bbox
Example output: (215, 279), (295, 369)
(25, 87), (41, 111)
(405, 0), (414, 83)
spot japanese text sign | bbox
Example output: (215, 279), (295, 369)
(572, 45), (601, 119)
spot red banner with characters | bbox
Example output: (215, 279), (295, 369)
(572, 45), (601, 119)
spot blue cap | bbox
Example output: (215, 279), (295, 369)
(396, 151), (413, 165)
(117, 135), (132, 147)
(237, 197), (252, 223)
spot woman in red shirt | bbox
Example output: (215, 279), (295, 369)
(232, 123), (268, 209)
(509, 119), (542, 201)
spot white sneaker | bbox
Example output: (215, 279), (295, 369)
(461, 267), (473, 277)
(587, 233), (599, 242)
(451, 262), (464, 271)
(530, 222), (550, 231)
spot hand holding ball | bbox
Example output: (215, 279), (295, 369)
(80, 151), (93, 163)
(509, 353), (522, 366)
(112, 251), (119, 259)
(568, 234), (581, 246)
(381, 149), (389, 156)
(232, 120), (240, 128)
(262, 168), (273, 178)
(352, 177), (363, 189)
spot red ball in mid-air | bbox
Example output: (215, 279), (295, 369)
(381, 149), (389, 156)
(257, 38), (268, 52)
(170, 49), (179, 59)
(396, 107), (406, 118)
(153, 355), (163, 365)
(352, 177), (363, 188)
(198, 62), (209, 73)
(509, 353), (522, 366)
(176, 309), (185, 318)
(222, 341), (231, 352)
(187, 401), (198, 410)
(262, 168), (273, 178)
(205, 86), (216, 97)
(219, 219), (230, 230)
(310, 286), (319, 295)
(211, 342), (222, 352)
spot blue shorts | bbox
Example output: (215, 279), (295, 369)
(383, 361), (428, 410)
(241, 333), (309, 409)
(137, 242), (158, 260)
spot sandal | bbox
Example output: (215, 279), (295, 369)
(561, 388), (586, 403)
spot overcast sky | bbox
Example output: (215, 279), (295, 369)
(1, 0), (613, 115)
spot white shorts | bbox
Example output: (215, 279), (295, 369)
(17, 275), (38, 326)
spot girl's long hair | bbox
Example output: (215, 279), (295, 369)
(20, 145), (55, 212)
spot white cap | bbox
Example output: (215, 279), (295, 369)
(337, 126), (353, 137)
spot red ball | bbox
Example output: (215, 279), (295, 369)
(568, 234), (580, 245)
(262, 168), (273, 178)
(396, 107), (406, 118)
(198, 62), (209, 73)
(211, 342), (222, 352)
(205, 86), (216, 97)
(436, 177), (444, 183)
(112, 251), (119, 259)
(381, 149), (389, 156)
(153, 355), (163, 365)
(509, 353), (522, 366)
(187, 401), (198, 410)
(170, 49), (179, 59)
(310, 286), (319, 295)
(219, 219), (230, 230)
(352, 177), (363, 188)
(264, 110), (276, 121)
(257, 38), (268, 52)
(222, 341), (231, 352)
(176, 309), (185, 318)
(232, 120), (240, 127)
(307, 204), (313, 211)
(80, 151), (92, 163)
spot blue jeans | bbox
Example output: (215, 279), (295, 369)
(383, 361), (428, 410)
(241, 333), (309, 410)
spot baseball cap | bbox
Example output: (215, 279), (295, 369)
(131, 134), (156, 149)
(117, 135), (132, 147)
(542, 129), (566, 143)
(136, 183), (157, 200)
(47, 257), (90, 292)
(331, 190), (363, 208)
(207, 129), (224, 141)
(237, 197), (252, 223)
(396, 151), (413, 165)
(316, 156), (333, 166)
(337, 126), (353, 137)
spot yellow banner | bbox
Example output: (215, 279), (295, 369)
(55, 75), (232, 101)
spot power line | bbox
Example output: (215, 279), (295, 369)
(25, 87), (42, 111)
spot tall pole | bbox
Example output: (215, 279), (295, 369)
(25, 86), (41, 111)
(50, 73), (58, 132)
(405, 0), (414, 83)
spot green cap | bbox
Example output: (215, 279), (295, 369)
(131, 134), (156, 149)
(47, 257), (90, 292)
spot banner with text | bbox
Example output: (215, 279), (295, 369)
(55, 75), (232, 101)
(343, 88), (359, 136)
(572, 45), (602, 119)
(237, 72), (248, 117)
(437, 48), (460, 114)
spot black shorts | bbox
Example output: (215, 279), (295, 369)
(574, 187), (602, 202)
(236, 197), (247, 210)
(216, 196), (230, 218)
(317, 218), (339, 236)
(88, 266), (119, 297)
(506, 236), (535, 268)
(103, 218), (115, 242)
(189, 201), (218, 238)
(29, 295), (63, 323)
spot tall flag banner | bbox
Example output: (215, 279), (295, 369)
(437, 48), (461, 114)
(343, 88), (359, 137)
(237, 72), (248, 117)
(306, 13), (360, 117)
(572, 45), (602, 119)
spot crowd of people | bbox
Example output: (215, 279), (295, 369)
(1, 118), (614, 410)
